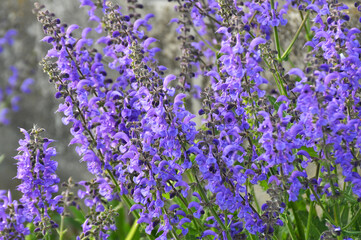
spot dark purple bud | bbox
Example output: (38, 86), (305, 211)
(107, 40), (113, 46)
(244, 25), (250, 31)
(261, 203), (268, 211)
(342, 14), (350, 21)
(124, 15), (130, 21)
(55, 92), (62, 99)
(212, 139), (219, 145)
(198, 109), (205, 115)
(327, 17), (333, 24)
(319, 64), (329, 72)
(153, 219), (160, 227)
(112, 31), (120, 37)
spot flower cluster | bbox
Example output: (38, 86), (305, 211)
(15, 127), (62, 236)
(0, 191), (31, 239)
(2, 0), (361, 239)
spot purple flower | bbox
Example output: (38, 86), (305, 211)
(14, 127), (62, 231)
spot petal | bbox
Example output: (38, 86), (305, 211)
(249, 37), (266, 50)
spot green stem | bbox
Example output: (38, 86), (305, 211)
(248, 31), (287, 96)
(59, 214), (66, 240)
(309, 186), (336, 225)
(305, 200), (315, 240)
(280, 0), (316, 61)
(191, 24), (217, 53)
(289, 202), (305, 240)
(248, 232), (257, 240)
(286, 216), (298, 240)
(193, 169), (231, 239)
(193, 4), (222, 25)
(298, 11), (312, 42)
(125, 220), (139, 240)
(167, 180), (208, 238)
(270, 0), (281, 60)
(106, 170), (156, 240)
(171, 229), (181, 240)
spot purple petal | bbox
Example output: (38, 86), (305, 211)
(113, 132), (130, 143)
(188, 201), (200, 209)
(306, 4), (319, 13)
(169, 204), (180, 211)
(130, 204), (144, 212)
(179, 218), (191, 226)
(203, 230), (218, 237)
(163, 74), (176, 90)
(82, 27), (92, 39)
(145, 13), (155, 21)
(174, 93), (186, 105)
(249, 37), (266, 50)
(169, 18), (178, 24)
(134, 19), (146, 31)
(143, 37), (157, 49)
(66, 24), (79, 37)
(287, 68), (306, 80)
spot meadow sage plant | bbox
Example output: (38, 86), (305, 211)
(1, 0), (361, 239)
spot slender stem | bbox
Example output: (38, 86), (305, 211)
(193, 4), (222, 25)
(309, 186), (336, 225)
(286, 216), (298, 240)
(298, 11), (312, 42)
(281, 0), (316, 61)
(248, 232), (257, 240)
(190, 24), (218, 53)
(289, 202), (305, 240)
(248, 32), (287, 96)
(125, 220), (139, 240)
(249, 11), (258, 24)
(193, 169), (231, 239)
(59, 214), (65, 240)
(171, 228), (181, 240)
(305, 201), (314, 240)
(270, 0), (281, 60)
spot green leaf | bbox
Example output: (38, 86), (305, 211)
(162, 192), (170, 200)
(25, 223), (37, 240)
(69, 205), (86, 224)
(267, 96), (282, 111)
(300, 146), (319, 158)
(259, 180), (269, 191)
(298, 210), (326, 239)
(341, 205), (350, 225)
